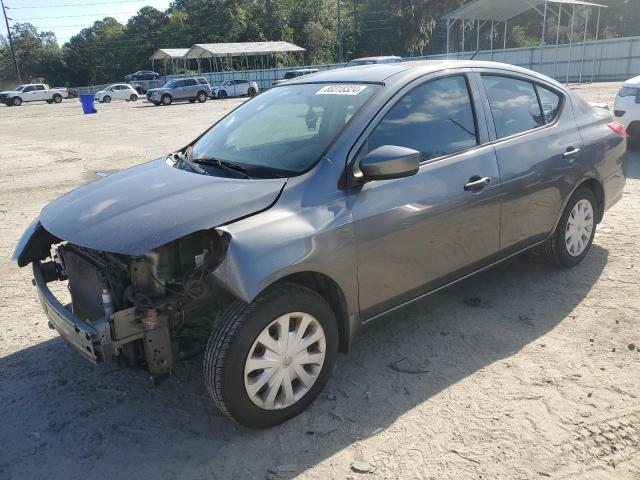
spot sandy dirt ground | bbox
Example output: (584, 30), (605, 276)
(0, 84), (639, 480)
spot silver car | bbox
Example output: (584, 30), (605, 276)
(14, 61), (627, 428)
(146, 77), (212, 106)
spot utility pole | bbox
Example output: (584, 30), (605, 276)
(266, 0), (272, 39)
(1, 0), (20, 82)
(337, 0), (344, 63)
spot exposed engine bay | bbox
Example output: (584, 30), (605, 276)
(40, 229), (231, 378)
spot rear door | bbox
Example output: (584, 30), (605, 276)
(475, 69), (583, 253)
(184, 78), (197, 98)
(351, 72), (502, 319)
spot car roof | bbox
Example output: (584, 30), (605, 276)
(285, 60), (565, 88)
(350, 56), (401, 61)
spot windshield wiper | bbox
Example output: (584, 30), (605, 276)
(193, 157), (253, 179)
(172, 146), (209, 176)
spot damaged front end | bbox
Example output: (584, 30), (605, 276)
(19, 221), (231, 378)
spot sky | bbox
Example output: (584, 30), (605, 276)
(2, 0), (172, 44)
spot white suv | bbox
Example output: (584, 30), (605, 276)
(212, 79), (259, 99)
(613, 75), (640, 148)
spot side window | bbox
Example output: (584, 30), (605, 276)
(482, 75), (544, 138)
(367, 75), (478, 161)
(35, 85), (45, 91)
(23, 86), (33, 93)
(536, 85), (562, 124)
(185, 79), (197, 87)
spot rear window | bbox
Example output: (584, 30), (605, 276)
(536, 85), (562, 123)
(196, 78), (208, 85)
(482, 75), (544, 139)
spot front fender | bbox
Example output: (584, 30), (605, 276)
(210, 159), (360, 332)
(13, 217), (60, 267)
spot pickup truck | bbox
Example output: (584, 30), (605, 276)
(0, 83), (69, 106)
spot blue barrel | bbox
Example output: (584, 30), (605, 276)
(79, 94), (96, 114)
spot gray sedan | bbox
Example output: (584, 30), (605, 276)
(14, 60), (627, 428)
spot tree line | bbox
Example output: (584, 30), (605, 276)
(0, 0), (637, 87)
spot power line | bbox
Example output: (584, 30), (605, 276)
(6, 0), (156, 8)
(10, 9), (141, 20)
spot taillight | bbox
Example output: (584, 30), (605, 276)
(607, 122), (629, 138)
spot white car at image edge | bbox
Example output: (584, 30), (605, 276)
(613, 75), (640, 148)
(94, 84), (139, 103)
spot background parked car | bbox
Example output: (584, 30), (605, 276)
(0, 83), (68, 106)
(212, 79), (259, 99)
(272, 68), (319, 86)
(94, 84), (139, 103)
(124, 70), (160, 82)
(345, 55), (403, 67)
(613, 74), (640, 149)
(146, 77), (211, 106)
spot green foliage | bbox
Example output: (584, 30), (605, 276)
(0, 0), (637, 87)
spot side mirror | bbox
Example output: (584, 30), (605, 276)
(358, 145), (421, 181)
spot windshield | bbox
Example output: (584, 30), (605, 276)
(105, 86), (114, 91)
(163, 80), (176, 88)
(14, 85), (26, 91)
(347, 60), (374, 67)
(191, 83), (379, 177)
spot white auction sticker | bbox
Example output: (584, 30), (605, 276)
(316, 85), (368, 96)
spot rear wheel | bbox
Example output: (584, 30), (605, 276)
(197, 91), (208, 103)
(52, 94), (62, 104)
(12, 97), (22, 106)
(130, 94), (138, 102)
(203, 283), (338, 428)
(103, 95), (111, 103)
(161, 94), (172, 106)
(542, 186), (597, 268)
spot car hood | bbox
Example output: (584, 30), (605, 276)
(623, 75), (640, 87)
(0, 90), (19, 95)
(147, 88), (166, 94)
(39, 158), (286, 255)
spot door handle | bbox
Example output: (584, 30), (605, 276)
(464, 176), (491, 192)
(563, 147), (581, 160)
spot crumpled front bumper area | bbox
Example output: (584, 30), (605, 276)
(33, 261), (107, 363)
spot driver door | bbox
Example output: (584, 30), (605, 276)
(350, 73), (502, 319)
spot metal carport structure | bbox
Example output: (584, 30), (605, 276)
(444, 0), (607, 83)
(183, 41), (305, 83)
(149, 48), (190, 75)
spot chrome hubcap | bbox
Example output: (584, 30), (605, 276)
(244, 312), (326, 410)
(565, 199), (594, 257)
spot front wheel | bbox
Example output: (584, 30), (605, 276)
(542, 186), (597, 268)
(12, 97), (22, 106)
(203, 283), (338, 428)
(103, 95), (111, 103)
(218, 90), (227, 99)
(248, 87), (256, 97)
(161, 94), (172, 106)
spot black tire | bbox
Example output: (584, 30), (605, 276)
(52, 94), (62, 104)
(196, 91), (208, 103)
(46, 99), (53, 104)
(12, 97), (22, 106)
(203, 283), (338, 428)
(542, 186), (597, 268)
(130, 94), (138, 102)
(103, 95), (111, 103)
(153, 101), (161, 106)
(248, 87), (256, 97)
(218, 90), (227, 99)
(161, 94), (172, 106)
(5, 101), (12, 107)
(188, 98), (196, 103)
